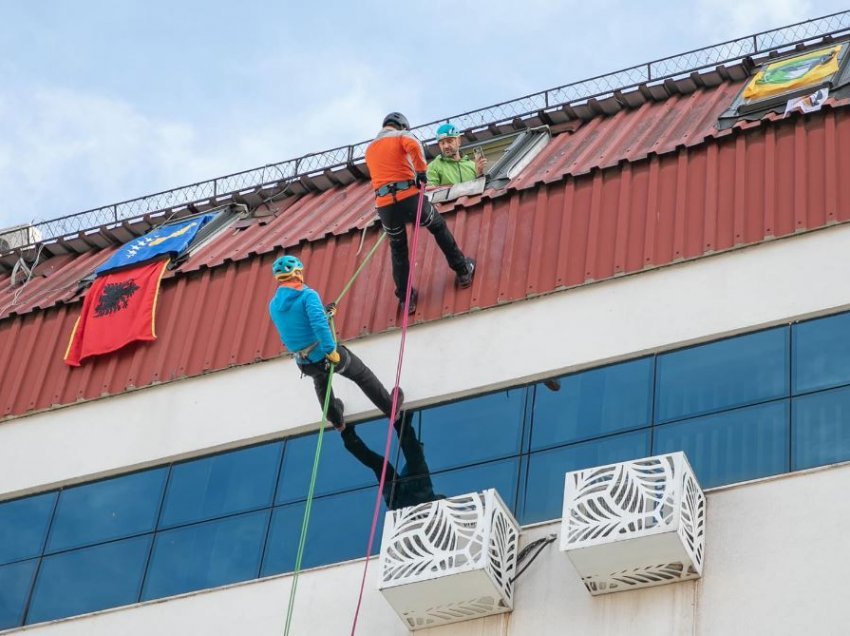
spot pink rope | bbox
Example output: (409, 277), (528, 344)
(349, 188), (426, 635)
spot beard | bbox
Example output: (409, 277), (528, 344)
(441, 146), (460, 159)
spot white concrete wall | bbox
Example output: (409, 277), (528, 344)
(3, 224), (850, 498)
(7, 462), (849, 636)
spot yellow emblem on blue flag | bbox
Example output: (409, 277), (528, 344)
(96, 214), (215, 275)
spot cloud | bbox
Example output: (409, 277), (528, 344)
(1, 0), (843, 233)
(0, 88), (226, 228)
(0, 66), (411, 230)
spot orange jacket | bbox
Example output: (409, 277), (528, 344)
(365, 128), (427, 207)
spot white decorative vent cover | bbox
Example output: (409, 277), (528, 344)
(559, 452), (706, 595)
(378, 489), (519, 631)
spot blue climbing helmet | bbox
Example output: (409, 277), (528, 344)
(272, 255), (304, 280)
(436, 123), (461, 140)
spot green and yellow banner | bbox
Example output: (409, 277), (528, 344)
(743, 45), (843, 102)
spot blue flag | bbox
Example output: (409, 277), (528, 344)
(96, 214), (215, 275)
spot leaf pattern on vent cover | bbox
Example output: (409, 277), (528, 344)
(402, 596), (505, 629)
(566, 456), (678, 544)
(678, 471), (706, 570)
(381, 493), (488, 584)
(583, 562), (688, 593)
(485, 507), (519, 603)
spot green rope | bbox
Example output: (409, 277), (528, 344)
(283, 352), (335, 636)
(282, 231), (385, 635)
(334, 231), (387, 305)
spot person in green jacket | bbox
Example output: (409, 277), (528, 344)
(426, 123), (487, 186)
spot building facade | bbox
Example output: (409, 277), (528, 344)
(2, 16), (850, 635)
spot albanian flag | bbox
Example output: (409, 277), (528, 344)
(64, 259), (169, 367)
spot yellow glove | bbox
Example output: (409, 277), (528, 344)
(326, 350), (341, 364)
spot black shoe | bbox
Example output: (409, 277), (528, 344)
(392, 387), (405, 414)
(456, 258), (475, 288)
(331, 398), (346, 432)
(398, 288), (418, 315)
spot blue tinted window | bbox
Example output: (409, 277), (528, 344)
(418, 390), (525, 471)
(531, 358), (653, 450)
(276, 419), (399, 504)
(160, 443), (282, 528)
(522, 430), (651, 525)
(0, 492), (56, 565)
(792, 386), (850, 470)
(142, 510), (268, 601)
(426, 459), (520, 512)
(793, 312), (850, 394)
(27, 536), (151, 624)
(656, 328), (789, 423)
(654, 401), (789, 488)
(0, 559), (37, 630)
(47, 468), (166, 553)
(263, 487), (383, 576)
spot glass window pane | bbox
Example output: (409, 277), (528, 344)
(276, 418), (399, 504)
(793, 312), (850, 394)
(47, 468), (168, 552)
(793, 386), (850, 470)
(26, 536), (151, 624)
(263, 487), (384, 576)
(656, 327), (789, 423)
(0, 492), (56, 565)
(424, 459), (520, 513)
(160, 443), (282, 528)
(531, 358), (653, 450)
(47, 468), (167, 553)
(654, 401), (789, 488)
(418, 389), (525, 472)
(521, 430), (651, 525)
(0, 559), (37, 630)
(142, 510), (268, 601)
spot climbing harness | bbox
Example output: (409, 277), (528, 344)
(375, 180), (415, 201)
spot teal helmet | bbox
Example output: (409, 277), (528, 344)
(436, 123), (461, 140)
(272, 255), (304, 280)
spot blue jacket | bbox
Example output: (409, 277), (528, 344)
(269, 284), (336, 363)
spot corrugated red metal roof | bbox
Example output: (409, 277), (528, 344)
(1, 80), (849, 420)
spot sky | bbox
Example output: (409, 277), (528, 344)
(0, 0), (846, 231)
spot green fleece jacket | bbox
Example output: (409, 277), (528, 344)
(426, 154), (478, 186)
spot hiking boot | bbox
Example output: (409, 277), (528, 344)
(456, 257), (475, 288)
(331, 398), (346, 432)
(391, 386), (405, 414)
(398, 288), (418, 315)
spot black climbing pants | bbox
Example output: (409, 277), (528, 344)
(297, 345), (393, 426)
(377, 194), (467, 300)
(341, 413), (434, 509)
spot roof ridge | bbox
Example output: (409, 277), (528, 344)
(5, 10), (848, 252)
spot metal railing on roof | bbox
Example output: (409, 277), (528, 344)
(19, 10), (850, 248)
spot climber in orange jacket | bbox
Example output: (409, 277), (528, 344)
(365, 112), (475, 314)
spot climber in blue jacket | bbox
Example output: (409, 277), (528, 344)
(268, 254), (403, 429)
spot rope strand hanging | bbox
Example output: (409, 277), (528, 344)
(281, 229), (386, 636)
(349, 188), (427, 635)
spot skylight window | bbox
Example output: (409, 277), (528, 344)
(718, 42), (850, 128)
(427, 126), (551, 204)
(169, 204), (243, 268)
